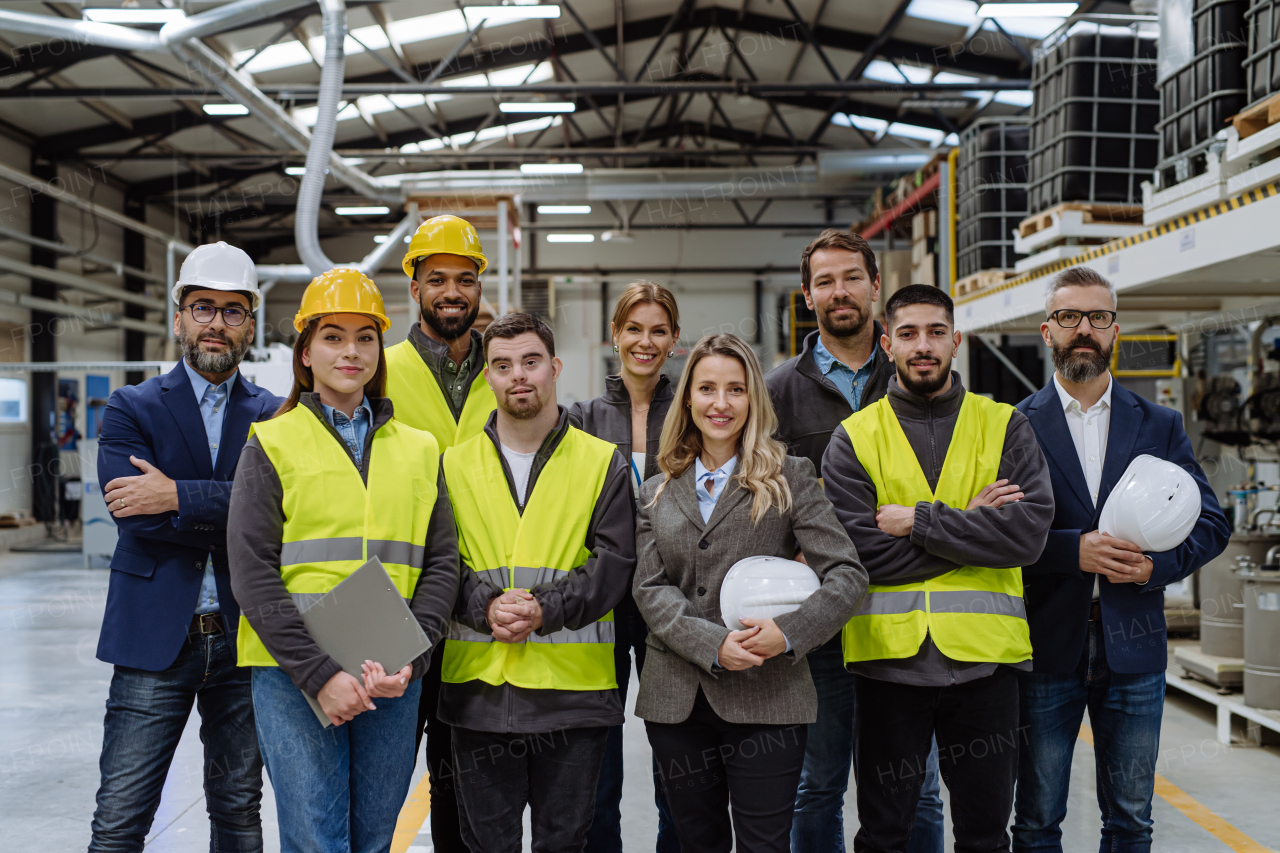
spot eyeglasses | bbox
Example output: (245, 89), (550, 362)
(1047, 309), (1116, 330)
(181, 304), (249, 326)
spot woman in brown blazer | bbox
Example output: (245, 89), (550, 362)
(633, 333), (868, 853)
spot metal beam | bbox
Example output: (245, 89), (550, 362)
(0, 253), (165, 311)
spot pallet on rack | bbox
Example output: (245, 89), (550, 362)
(1018, 202), (1144, 239)
(954, 269), (1012, 297)
(1232, 91), (1280, 140)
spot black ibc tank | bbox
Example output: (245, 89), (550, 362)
(957, 118), (1029, 278)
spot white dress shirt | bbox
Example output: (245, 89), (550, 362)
(1053, 373), (1113, 599)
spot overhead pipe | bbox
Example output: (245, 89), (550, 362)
(157, 0), (315, 44)
(0, 254), (165, 312)
(293, 0), (347, 274)
(0, 222), (164, 284)
(0, 8), (161, 52)
(0, 288), (166, 337)
(256, 208), (418, 283)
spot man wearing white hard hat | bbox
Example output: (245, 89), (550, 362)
(1012, 267), (1229, 853)
(89, 242), (283, 852)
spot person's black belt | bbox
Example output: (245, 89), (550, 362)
(1089, 599), (1102, 623)
(191, 613), (224, 635)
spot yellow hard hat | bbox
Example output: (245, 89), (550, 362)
(293, 268), (391, 333)
(402, 214), (488, 278)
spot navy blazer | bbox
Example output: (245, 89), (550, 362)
(96, 363), (283, 671)
(1017, 379), (1229, 674)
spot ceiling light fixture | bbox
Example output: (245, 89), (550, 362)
(547, 233), (595, 242)
(203, 104), (250, 116)
(335, 206), (391, 216)
(976, 3), (1078, 16)
(284, 166), (307, 176)
(464, 5), (562, 22)
(521, 163), (583, 174)
(83, 8), (186, 24)
(537, 205), (591, 214)
(499, 102), (577, 113)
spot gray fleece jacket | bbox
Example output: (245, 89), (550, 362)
(227, 394), (461, 698)
(440, 407), (637, 734)
(821, 372), (1054, 686)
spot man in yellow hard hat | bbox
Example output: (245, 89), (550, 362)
(384, 214), (496, 853)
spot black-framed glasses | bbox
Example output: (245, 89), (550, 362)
(181, 304), (249, 326)
(1047, 309), (1116, 330)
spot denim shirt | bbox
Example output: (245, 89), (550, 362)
(812, 335), (876, 412)
(182, 360), (233, 616)
(321, 397), (374, 466)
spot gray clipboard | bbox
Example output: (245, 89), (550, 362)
(295, 556), (432, 728)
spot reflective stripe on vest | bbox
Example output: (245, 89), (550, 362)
(384, 339), (496, 451)
(441, 425), (617, 692)
(235, 406), (440, 667)
(840, 393), (1033, 665)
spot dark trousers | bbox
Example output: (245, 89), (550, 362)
(645, 688), (809, 853)
(586, 603), (681, 853)
(853, 669), (1021, 853)
(415, 642), (465, 853)
(89, 630), (263, 853)
(1012, 622), (1166, 853)
(453, 725), (609, 853)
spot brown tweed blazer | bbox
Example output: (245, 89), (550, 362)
(633, 455), (867, 725)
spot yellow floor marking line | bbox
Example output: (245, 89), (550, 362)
(1078, 724), (1271, 853)
(390, 770), (433, 853)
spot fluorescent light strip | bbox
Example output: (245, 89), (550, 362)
(547, 233), (594, 242)
(399, 116), (561, 154)
(499, 102), (576, 113)
(203, 104), (250, 116)
(537, 205), (591, 214)
(521, 163), (583, 174)
(977, 3), (1077, 17)
(464, 5), (561, 22)
(335, 206), (391, 216)
(284, 167), (307, 176)
(83, 8), (186, 23)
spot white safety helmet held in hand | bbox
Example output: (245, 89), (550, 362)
(170, 241), (261, 310)
(1098, 454), (1201, 553)
(720, 556), (820, 631)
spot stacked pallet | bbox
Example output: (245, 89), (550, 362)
(1013, 201), (1145, 273)
(911, 210), (937, 288)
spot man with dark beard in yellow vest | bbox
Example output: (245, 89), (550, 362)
(822, 285), (1055, 853)
(442, 311), (636, 853)
(384, 214), (497, 853)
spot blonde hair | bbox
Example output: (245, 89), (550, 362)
(610, 280), (681, 336)
(652, 333), (792, 524)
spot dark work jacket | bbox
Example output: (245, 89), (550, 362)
(567, 373), (675, 485)
(764, 326), (893, 476)
(1017, 379), (1230, 674)
(96, 363), (282, 671)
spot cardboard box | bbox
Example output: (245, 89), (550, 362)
(913, 253), (937, 287)
(911, 210), (938, 242)
(911, 237), (935, 266)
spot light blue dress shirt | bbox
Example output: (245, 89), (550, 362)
(182, 360), (233, 616)
(696, 455), (790, 656)
(812, 336), (876, 412)
(694, 455), (738, 522)
(321, 397), (373, 466)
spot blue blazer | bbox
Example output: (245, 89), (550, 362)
(96, 363), (283, 671)
(1017, 380), (1229, 674)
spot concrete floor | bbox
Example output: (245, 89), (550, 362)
(3, 554), (1279, 853)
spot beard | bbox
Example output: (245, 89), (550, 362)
(897, 354), (951, 397)
(177, 323), (251, 374)
(1052, 333), (1112, 383)
(820, 298), (870, 339)
(502, 388), (546, 421)
(421, 296), (479, 340)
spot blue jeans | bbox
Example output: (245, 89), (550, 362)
(792, 639), (944, 853)
(587, 604), (681, 853)
(252, 666), (421, 853)
(89, 630), (263, 853)
(1013, 622), (1166, 853)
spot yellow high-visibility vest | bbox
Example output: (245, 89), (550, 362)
(841, 393), (1032, 665)
(384, 338), (495, 451)
(441, 425), (617, 691)
(236, 405), (440, 667)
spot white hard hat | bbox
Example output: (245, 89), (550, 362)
(171, 241), (260, 310)
(1098, 454), (1201, 553)
(720, 555), (820, 631)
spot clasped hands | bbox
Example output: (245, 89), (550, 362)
(316, 661), (412, 726)
(486, 588), (544, 643)
(716, 617), (787, 671)
(876, 478), (1025, 538)
(1079, 530), (1152, 584)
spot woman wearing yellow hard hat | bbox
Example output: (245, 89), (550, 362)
(227, 268), (460, 853)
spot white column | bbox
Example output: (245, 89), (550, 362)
(498, 199), (509, 316)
